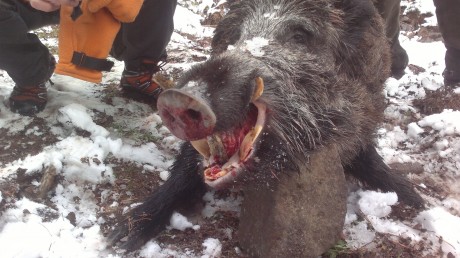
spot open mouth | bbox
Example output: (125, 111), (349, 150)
(191, 78), (267, 188)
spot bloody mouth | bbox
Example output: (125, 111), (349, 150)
(191, 101), (267, 188)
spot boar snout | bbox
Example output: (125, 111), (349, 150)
(157, 89), (216, 141)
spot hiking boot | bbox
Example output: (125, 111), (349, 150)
(443, 48), (460, 86)
(120, 59), (164, 99)
(9, 83), (47, 116)
(390, 40), (409, 79)
(443, 69), (460, 86)
(8, 54), (56, 116)
(374, 0), (407, 78)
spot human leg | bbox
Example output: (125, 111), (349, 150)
(374, 0), (408, 78)
(0, 0), (58, 115)
(434, 0), (460, 84)
(112, 0), (177, 99)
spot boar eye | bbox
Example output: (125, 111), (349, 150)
(288, 28), (311, 45)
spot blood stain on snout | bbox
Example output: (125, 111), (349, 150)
(157, 89), (216, 141)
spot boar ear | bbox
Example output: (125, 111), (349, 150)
(212, 1), (247, 55)
(333, 0), (378, 52)
(333, 0), (389, 76)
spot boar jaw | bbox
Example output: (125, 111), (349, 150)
(191, 101), (266, 188)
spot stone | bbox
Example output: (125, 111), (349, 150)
(238, 145), (347, 258)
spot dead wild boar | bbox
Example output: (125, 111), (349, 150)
(109, 0), (424, 252)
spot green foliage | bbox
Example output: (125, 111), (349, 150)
(112, 122), (162, 144)
(325, 240), (349, 258)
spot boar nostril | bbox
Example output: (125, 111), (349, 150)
(185, 109), (201, 121)
(158, 89), (216, 140)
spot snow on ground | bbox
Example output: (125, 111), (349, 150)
(0, 0), (459, 257)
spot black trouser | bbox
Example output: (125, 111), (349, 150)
(375, 0), (460, 68)
(433, 0), (460, 71)
(0, 0), (58, 86)
(0, 0), (177, 85)
(112, 0), (177, 70)
(374, 0), (401, 45)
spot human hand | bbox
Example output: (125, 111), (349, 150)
(29, 0), (60, 12)
(28, 0), (80, 12)
(57, 0), (80, 7)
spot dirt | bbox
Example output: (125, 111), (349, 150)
(413, 85), (460, 115)
(0, 117), (59, 166)
(94, 158), (245, 257)
(400, 7), (442, 43)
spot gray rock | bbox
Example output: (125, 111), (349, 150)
(239, 145), (347, 258)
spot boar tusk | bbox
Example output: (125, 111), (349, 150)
(191, 139), (211, 158)
(251, 77), (264, 102)
(239, 124), (263, 161)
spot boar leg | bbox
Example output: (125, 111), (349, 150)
(345, 145), (424, 209)
(108, 143), (206, 251)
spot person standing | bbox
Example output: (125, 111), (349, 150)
(375, 0), (460, 85)
(433, 0), (460, 85)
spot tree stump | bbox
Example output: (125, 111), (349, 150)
(239, 145), (347, 258)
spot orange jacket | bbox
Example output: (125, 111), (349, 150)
(55, 0), (143, 83)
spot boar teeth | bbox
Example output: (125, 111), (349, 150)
(251, 77), (264, 102)
(240, 101), (267, 161)
(190, 134), (225, 161)
(239, 124), (263, 161)
(240, 77), (265, 161)
(191, 139), (210, 158)
(204, 154), (240, 181)
(204, 168), (228, 181)
(208, 134), (227, 161)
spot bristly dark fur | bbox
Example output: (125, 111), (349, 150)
(109, 0), (424, 251)
(208, 0), (390, 167)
